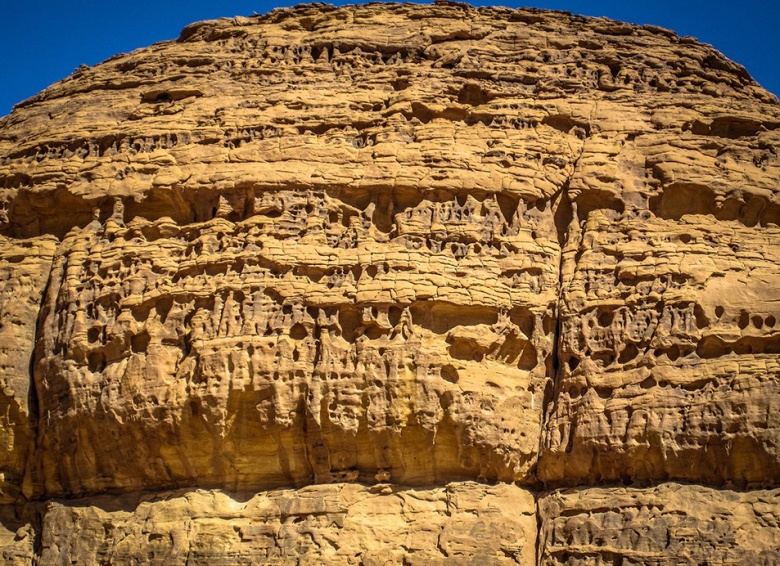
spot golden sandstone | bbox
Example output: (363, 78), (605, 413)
(0, 2), (779, 563)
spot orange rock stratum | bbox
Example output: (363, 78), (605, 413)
(0, 2), (779, 563)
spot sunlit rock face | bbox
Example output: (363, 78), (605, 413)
(0, 2), (779, 562)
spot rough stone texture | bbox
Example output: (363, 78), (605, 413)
(0, 1), (779, 562)
(0, 504), (36, 566)
(540, 211), (780, 486)
(38, 482), (536, 565)
(0, 236), (56, 503)
(539, 483), (780, 564)
(30, 194), (552, 497)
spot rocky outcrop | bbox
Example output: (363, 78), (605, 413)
(0, 236), (56, 502)
(30, 196), (551, 497)
(0, 1), (778, 562)
(38, 483), (536, 565)
(540, 211), (780, 486)
(539, 484), (780, 564)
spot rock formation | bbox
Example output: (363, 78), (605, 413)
(0, 2), (778, 563)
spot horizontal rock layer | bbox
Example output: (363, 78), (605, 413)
(538, 484), (780, 564)
(2, 482), (780, 564)
(39, 482), (536, 565)
(0, 1), (778, 562)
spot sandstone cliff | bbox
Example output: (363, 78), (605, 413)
(0, 2), (779, 563)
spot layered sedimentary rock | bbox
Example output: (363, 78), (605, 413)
(0, 1), (778, 562)
(539, 484), (780, 564)
(540, 210), (780, 486)
(39, 482), (536, 565)
(30, 192), (553, 497)
(0, 236), (56, 502)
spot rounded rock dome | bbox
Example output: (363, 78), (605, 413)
(0, 3), (779, 564)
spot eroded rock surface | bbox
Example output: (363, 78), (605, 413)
(30, 192), (553, 497)
(540, 211), (780, 486)
(0, 236), (56, 502)
(0, 1), (778, 562)
(539, 484), (780, 564)
(38, 483), (536, 565)
(0, 504), (36, 566)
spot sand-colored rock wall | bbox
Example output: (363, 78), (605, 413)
(37, 483), (536, 565)
(0, 2), (779, 562)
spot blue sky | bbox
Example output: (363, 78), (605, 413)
(1, 1), (778, 117)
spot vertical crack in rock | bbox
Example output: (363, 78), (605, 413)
(538, 139), (585, 483)
(23, 251), (58, 497)
(534, 143), (582, 565)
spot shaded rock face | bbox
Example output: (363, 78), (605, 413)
(0, 2), (779, 563)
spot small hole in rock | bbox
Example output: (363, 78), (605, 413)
(598, 310), (614, 327)
(131, 331), (151, 353)
(640, 377), (656, 389)
(364, 326), (384, 340)
(87, 327), (101, 343)
(618, 343), (639, 364)
(441, 365), (459, 383)
(595, 386), (611, 399)
(87, 351), (105, 372)
(290, 323), (308, 340)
